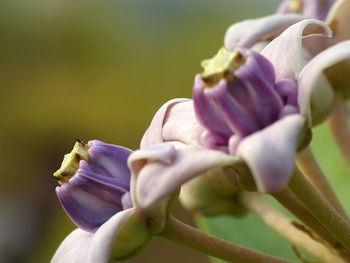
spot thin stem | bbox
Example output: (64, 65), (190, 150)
(327, 95), (350, 168)
(240, 192), (345, 263)
(289, 168), (350, 253)
(296, 147), (348, 219)
(273, 188), (340, 249)
(160, 216), (292, 263)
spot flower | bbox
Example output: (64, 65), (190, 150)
(54, 140), (133, 232)
(277, 0), (336, 21)
(53, 140), (212, 262)
(142, 19), (350, 195)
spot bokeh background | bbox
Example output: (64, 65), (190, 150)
(3, 0), (350, 262)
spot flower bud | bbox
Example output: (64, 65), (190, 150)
(194, 47), (298, 154)
(54, 140), (132, 232)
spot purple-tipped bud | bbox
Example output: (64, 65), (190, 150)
(277, 0), (336, 21)
(54, 140), (132, 232)
(194, 48), (298, 154)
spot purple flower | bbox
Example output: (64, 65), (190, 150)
(52, 141), (194, 262)
(142, 19), (350, 194)
(54, 140), (132, 232)
(277, 0), (336, 21)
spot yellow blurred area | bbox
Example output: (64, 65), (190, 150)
(0, 1), (279, 262)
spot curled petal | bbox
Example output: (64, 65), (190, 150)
(52, 208), (149, 263)
(261, 19), (332, 80)
(129, 143), (235, 209)
(224, 14), (304, 51)
(140, 98), (190, 149)
(162, 100), (203, 146)
(298, 41), (350, 125)
(327, 0), (350, 45)
(236, 114), (305, 193)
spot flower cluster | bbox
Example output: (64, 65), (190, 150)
(52, 1), (350, 262)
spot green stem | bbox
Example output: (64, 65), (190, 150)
(240, 192), (345, 263)
(327, 95), (350, 168)
(273, 188), (340, 249)
(289, 168), (350, 253)
(296, 147), (348, 219)
(160, 216), (292, 263)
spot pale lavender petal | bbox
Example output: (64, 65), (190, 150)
(298, 40), (350, 125)
(51, 229), (91, 263)
(140, 98), (190, 149)
(236, 115), (305, 193)
(224, 14), (304, 51)
(162, 100), (203, 146)
(52, 208), (147, 263)
(129, 144), (236, 209)
(326, 0), (350, 45)
(261, 19), (332, 80)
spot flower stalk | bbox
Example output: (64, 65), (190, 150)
(240, 192), (345, 263)
(288, 168), (350, 253)
(160, 216), (292, 263)
(296, 147), (348, 219)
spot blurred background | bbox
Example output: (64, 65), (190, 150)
(4, 0), (350, 262)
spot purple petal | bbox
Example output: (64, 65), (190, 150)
(129, 143), (235, 209)
(236, 114), (305, 193)
(52, 208), (149, 263)
(224, 14), (304, 51)
(87, 140), (132, 187)
(298, 40), (350, 125)
(326, 0), (350, 45)
(193, 75), (232, 140)
(261, 19), (332, 80)
(56, 163), (128, 232)
(140, 98), (191, 149)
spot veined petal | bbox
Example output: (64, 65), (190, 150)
(140, 98), (190, 149)
(261, 19), (332, 80)
(236, 114), (305, 193)
(52, 208), (148, 263)
(327, 0), (350, 45)
(298, 40), (350, 125)
(224, 14), (304, 51)
(129, 143), (235, 210)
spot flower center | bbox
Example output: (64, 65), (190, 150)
(200, 48), (246, 87)
(53, 141), (90, 185)
(289, 0), (303, 12)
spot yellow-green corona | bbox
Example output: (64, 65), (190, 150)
(200, 48), (245, 87)
(53, 141), (90, 184)
(289, 0), (303, 12)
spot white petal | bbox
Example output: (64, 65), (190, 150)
(130, 144), (235, 209)
(298, 40), (350, 125)
(236, 115), (305, 193)
(261, 19), (332, 80)
(140, 98), (190, 149)
(224, 14), (304, 51)
(326, 0), (350, 45)
(51, 208), (148, 263)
